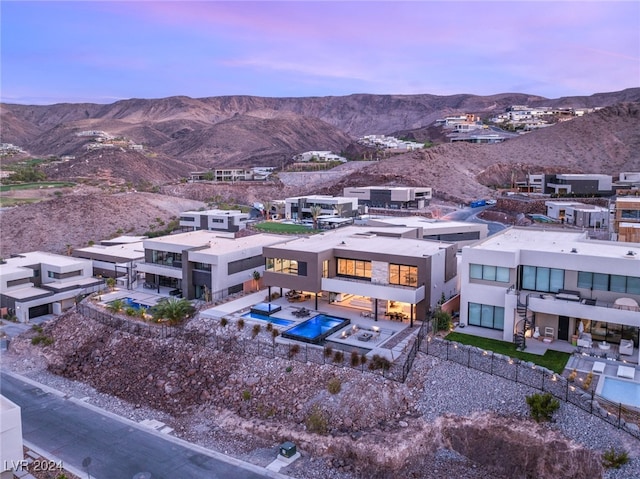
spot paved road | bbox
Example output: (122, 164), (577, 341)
(1, 371), (288, 479)
(442, 205), (508, 236)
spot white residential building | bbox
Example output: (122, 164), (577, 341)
(1, 395), (23, 479)
(343, 186), (432, 209)
(285, 195), (358, 221)
(179, 209), (250, 233)
(0, 252), (102, 322)
(294, 151), (347, 163)
(459, 228), (640, 350)
(136, 230), (287, 300)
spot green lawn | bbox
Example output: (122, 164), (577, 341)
(0, 197), (42, 207)
(253, 222), (319, 234)
(0, 181), (75, 192)
(445, 332), (570, 373)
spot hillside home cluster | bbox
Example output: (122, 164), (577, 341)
(293, 151), (347, 163)
(489, 105), (600, 131)
(357, 135), (424, 151)
(0, 252), (102, 322)
(459, 228), (640, 351)
(189, 167), (273, 182)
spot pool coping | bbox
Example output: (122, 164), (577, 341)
(281, 315), (351, 345)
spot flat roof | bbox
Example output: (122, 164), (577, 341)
(75, 242), (144, 260)
(102, 235), (147, 244)
(265, 226), (448, 257)
(616, 197), (640, 203)
(365, 216), (486, 231)
(144, 230), (223, 248)
(1, 252), (88, 270)
(182, 209), (244, 216)
(190, 233), (287, 255)
(469, 227), (640, 258)
(2, 285), (52, 300)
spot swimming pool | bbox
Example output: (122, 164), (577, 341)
(282, 314), (350, 344)
(598, 376), (640, 408)
(242, 312), (294, 327)
(111, 297), (150, 311)
(251, 302), (282, 316)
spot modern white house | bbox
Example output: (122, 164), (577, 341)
(73, 241), (145, 289)
(294, 151), (347, 163)
(179, 209), (250, 233)
(136, 230), (288, 300)
(284, 195), (358, 221)
(459, 228), (640, 351)
(0, 252), (103, 322)
(262, 226), (459, 325)
(360, 216), (488, 250)
(343, 186), (433, 209)
(545, 201), (609, 228)
(0, 395), (23, 479)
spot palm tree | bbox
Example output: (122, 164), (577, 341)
(150, 297), (195, 325)
(333, 203), (345, 218)
(106, 299), (124, 313)
(309, 205), (323, 230)
(262, 200), (273, 220)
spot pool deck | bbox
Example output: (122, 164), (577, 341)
(199, 289), (418, 360)
(99, 290), (161, 307)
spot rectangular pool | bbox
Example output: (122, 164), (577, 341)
(250, 302), (282, 316)
(242, 312), (294, 327)
(598, 376), (640, 408)
(282, 314), (350, 345)
(111, 297), (150, 311)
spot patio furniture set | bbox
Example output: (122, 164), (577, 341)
(292, 307), (311, 318)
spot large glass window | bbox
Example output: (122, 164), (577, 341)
(521, 266), (564, 292)
(577, 272), (640, 294)
(337, 258), (371, 280)
(468, 302), (504, 330)
(470, 264), (510, 283)
(322, 260), (329, 278)
(150, 250), (182, 267)
(265, 258), (305, 276)
(389, 264), (418, 287)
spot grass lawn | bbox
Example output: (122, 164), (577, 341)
(0, 181), (75, 192)
(253, 222), (319, 234)
(445, 332), (570, 373)
(0, 197), (42, 207)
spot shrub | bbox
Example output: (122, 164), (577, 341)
(266, 322), (273, 332)
(368, 354), (391, 371)
(350, 350), (360, 367)
(285, 366), (292, 373)
(305, 405), (328, 435)
(327, 377), (341, 394)
(242, 390), (251, 401)
(237, 318), (245, 330)
(360, 354), (368, 366)
(602, 447), (630, 469)
(288, 344), (300, 358)
(324, 345), (333, 358)
(220, 317), (228, 327)
(31, 335), (54, 346)
(526, 392), (560, 422)
(125, 306), (137, 316)
(568, 368), (577, 382)
(583, 371), (594, 390)
(333, 350), (344, 364)
(433, 310), (452, 332)
(252, 324), (261, 338)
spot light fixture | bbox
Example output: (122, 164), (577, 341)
(570, 248), (578, 253)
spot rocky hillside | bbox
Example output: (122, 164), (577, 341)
(2, 88), (638, 169)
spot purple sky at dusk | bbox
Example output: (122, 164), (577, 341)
(1, 1), (639, 105)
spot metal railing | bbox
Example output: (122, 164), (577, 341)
(421, 337), (640, 440)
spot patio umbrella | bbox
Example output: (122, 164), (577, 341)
(578, 320), (584, 333)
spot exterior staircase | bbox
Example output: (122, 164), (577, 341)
(514, 295), (534, 350)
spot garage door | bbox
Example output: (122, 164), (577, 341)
(29, 303), (50, 319)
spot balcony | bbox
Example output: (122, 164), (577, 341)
(526, 292), (640, 327)
(321, 276), (425, 303)
(136, 262), (183, 279)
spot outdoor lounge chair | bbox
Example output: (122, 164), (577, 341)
(592, 362), (606, 374)
(620, 339), (634, 356)
(617, 365), (635, 380)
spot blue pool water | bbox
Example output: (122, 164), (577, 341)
(251, 302), (282, 316)
(111, 298), (149, 311)
(282, 314), (350, 344)
(242, 312), (294, 326)
(600, 377), (640, 408)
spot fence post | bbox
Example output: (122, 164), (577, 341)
(467, 349), (471, 368)
(618, 403), (622, 427)
(490, 354), (494, 375)
(515, 362), (518, 383)
(590, 390), (594, 414)
(446, 342), (449, 361)
(541, 372), (545, 392)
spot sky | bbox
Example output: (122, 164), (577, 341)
(1, 0), (639, 105)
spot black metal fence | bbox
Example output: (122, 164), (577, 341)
(421, 337), (640, 440)
(76, 301), (429, 383)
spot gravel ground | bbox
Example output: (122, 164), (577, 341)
(416, 356), (640, 479)
(4, 339), (640, 479)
